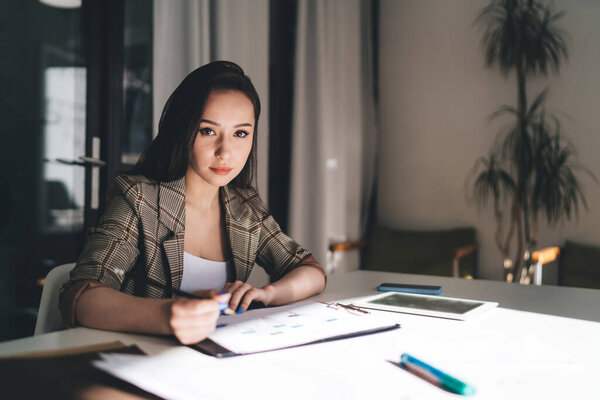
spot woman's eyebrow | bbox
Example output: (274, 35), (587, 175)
(200, 119), (220, 126)
(200, 119), (253, 128)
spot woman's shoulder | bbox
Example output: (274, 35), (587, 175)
(226, 186), (269, 220)
(111, 173), (161, 203)
(114, 172), (156, 185)
(113, 173), (159, 190)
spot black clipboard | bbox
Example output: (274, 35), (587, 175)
(190, 323), (401, 358)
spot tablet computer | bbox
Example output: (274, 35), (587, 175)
(353, 292), (498, 320)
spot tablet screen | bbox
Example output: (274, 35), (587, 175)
(367, 292), (482, 314)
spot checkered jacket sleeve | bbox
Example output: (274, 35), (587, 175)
(234, 188), (319, 279)
(256, 213), (314, 278)
(65, 175), (141, 291)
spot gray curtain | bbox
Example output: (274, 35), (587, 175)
(289, 0), (378, 273)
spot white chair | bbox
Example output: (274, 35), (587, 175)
(34, 263), (76, 335)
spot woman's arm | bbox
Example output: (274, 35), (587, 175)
(225, 256), (326, 312)
(263, 264), (326, 306)
(225, 192), (327, 312)
(71, 284), (228, 344)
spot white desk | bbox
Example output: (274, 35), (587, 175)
(321, 270), (600, 322)
(1, 271), (599, 399)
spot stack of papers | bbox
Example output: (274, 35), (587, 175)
(92, 302), (404, 399)
(93, 344), (404, 400)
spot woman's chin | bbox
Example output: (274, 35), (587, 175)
(206, 175), (236, 187)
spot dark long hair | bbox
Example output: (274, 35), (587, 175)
(133, 61), (261, 188)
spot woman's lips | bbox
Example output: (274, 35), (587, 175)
(210, 167), (233, 175)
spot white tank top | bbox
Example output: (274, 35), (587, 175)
(180, 252), (232, 292)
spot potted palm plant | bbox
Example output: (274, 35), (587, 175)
(469, 0), (595, 283)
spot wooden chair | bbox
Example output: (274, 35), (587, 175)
(520, 247), (560, 286)
(523, 241), (600, 288)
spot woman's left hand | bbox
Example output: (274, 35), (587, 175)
(222, 281), (275, 313)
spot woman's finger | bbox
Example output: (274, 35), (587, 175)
(213, 292), (234, 314)
(228, 283), (252, 312)
(223, 280), (245, 293)
(237, 288), (265, 314)
(213, 292), (231, 304)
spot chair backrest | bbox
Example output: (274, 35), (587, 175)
(34, 263), (76, 335)
(559, 240), (600, 289)
(363, 226), (477, 277)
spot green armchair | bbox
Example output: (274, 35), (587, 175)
(330, 226), (478, 278)
(559, 240), (600, 290)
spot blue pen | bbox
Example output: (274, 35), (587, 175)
(217, 292), (232, 313)
(400, 353), (476, 396)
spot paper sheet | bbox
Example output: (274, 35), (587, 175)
(207, 300), (397, 354)
(93, 345), (407, 400)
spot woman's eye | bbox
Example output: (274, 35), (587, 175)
(235, 130), (249, 138)
(199, 127), (215, 136)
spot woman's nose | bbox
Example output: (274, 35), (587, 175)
(215, 136), (231, 160)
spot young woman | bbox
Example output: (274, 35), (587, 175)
(60, 61), (326, 345)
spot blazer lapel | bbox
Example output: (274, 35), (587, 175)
(158, 177), (186, 291)
(163, 232), (184, 291)
(221, 186), (261, 282)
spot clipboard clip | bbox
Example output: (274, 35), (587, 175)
(318, 301), (370, 314)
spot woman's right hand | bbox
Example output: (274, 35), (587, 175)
(166, 292), (231, 345)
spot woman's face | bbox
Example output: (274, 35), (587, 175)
(188, 90), (254, 188)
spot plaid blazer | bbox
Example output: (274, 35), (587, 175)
(62, 174), (316, 300)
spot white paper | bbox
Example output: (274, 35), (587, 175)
(93, 345), (406, 400)
(207, 300), (398, 354)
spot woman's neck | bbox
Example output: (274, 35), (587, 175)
(184, 168), (220, 211)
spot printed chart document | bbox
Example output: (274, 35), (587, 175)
(193, 301), (400, 356)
